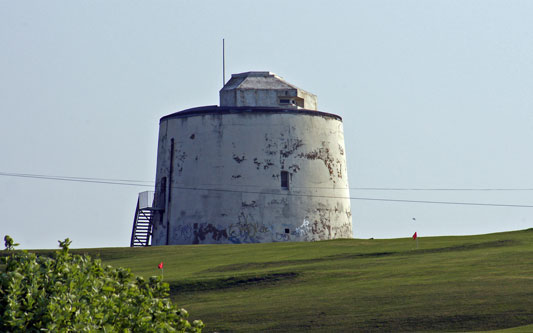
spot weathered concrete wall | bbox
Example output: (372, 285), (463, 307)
(236, 89), (281, 108)
(220, 71), (318, 110)
(152, 107), (352, 245)
(298, 90), (317, 111)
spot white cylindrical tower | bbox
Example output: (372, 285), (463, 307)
(151, 72), (352, 245)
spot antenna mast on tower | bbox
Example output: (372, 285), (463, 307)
(222, 38), (226, 87)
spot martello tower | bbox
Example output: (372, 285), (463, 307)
(139, 72), (352, 245)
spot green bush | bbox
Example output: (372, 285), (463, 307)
(0, 237), (204, 332)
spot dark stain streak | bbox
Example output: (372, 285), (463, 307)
(264, 134), (278, 156)
(280, 138), (304, 158)
(269, 198), (287, 205)
(315, 205), (332, 237)
(232, 175), (242, 179)
(297, 142), (342, 182)
(288, 164), (300, 173)
(253, 158), (274, 170)
(175, 149), (187, 176)
(263, 160), (274, 170)
(241, 200), (257, 208)
(266, 149), (277, 156)
(233, 154), (246, 163)
(193, 223), (228, 244)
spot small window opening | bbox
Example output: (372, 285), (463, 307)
(281, 171), (289, 189)
(285, 228), (290, 234)
(279, 98), (290, 105)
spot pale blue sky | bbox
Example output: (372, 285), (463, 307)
(1, 1), (532, 249)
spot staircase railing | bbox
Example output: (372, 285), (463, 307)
(130, 191), (156, 247)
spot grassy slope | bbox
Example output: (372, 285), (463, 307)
(58, 229), (533, 331)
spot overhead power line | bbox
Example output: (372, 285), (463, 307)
(193, 182), (533, 191)
(347, 197), (533, 208)
(351, 187), (533, 191)
(1, 171), (533, 208)
(0, 172), (153, 187)
(165, 184), (533, 209)
(3, 171), (533, 191)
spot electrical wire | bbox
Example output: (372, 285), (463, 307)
(3, 171), (533, 191)
(0, 172), (153, 187)
(183, 182), (533, 191)
(350, 187), (533, 191)
(166, 184), (533, 208)
(1, 171), (533, 208)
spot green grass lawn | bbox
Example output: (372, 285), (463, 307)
(21, 229), (533, 332)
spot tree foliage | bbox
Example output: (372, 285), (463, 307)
(0, 237), (204, 332)
(3, 235), (19, 251)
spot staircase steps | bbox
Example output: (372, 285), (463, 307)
(130, 199), (155, 247)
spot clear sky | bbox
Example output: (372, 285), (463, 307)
(1, 1), (532, 249)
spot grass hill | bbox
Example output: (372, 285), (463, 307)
(16, 229), (533, 332)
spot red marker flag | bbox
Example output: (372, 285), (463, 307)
(412, 232), (417, 240)
(158, 262), (163, 269)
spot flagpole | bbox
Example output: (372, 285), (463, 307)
(158, 262), (164, 280)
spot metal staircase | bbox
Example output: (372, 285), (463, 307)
(130, 191), (156, 247)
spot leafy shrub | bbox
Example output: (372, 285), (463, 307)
(0, 237), (204, 332)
